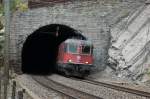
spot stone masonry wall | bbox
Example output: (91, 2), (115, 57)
(10, 0), (111, 72)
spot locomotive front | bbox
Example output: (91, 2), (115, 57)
(57, 39), (94, 77)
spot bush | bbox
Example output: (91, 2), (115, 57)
(11, 0), (28, 12)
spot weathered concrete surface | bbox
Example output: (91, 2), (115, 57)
(108, 3), (150, 82)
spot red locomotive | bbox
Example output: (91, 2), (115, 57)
(56, 38), (94, 77)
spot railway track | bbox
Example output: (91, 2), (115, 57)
(75, 78), (150, 98)
(32, 74), (150, 99)
(32, 75), (102, 99)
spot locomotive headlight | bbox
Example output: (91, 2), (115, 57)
(68, 59), (72, 62)
(85, 61), (88, 64)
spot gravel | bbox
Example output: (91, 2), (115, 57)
(16, 74), (62, 99)
(48, 74), (149, 99)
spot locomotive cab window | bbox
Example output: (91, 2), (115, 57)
(82, 45), (91, 54)
(64, 43), (67, 52)
(68, 43), (78, 53)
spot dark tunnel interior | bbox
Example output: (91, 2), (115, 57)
(21, 24), (86, 75)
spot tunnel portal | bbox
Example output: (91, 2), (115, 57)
(21, 24), (86, 75)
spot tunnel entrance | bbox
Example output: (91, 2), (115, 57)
(21, 24), (86, 75)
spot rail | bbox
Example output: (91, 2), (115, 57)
(32, 75), (102, 99)
(81, 78), (150, 98)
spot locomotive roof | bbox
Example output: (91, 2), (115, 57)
(64, 39), (93, 45)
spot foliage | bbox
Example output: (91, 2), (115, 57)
(147, 68), (150, 75)
(145, 68), (150, 76)
(0, 0), (28, 55)
(0, 0), (28, 15)
(11, 0), (28, 12)
(0, 3), (4, 15)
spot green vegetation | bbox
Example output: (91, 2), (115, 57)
(147, 68), (150, 75)
(11, 0), (28, 12)
(0, 3), (4, 15)
(0, 0), (28, 15)
(0, 0), (28, 54)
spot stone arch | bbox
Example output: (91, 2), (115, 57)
(21, 24), (86, 74)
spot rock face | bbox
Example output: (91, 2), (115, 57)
(108, 3), (150, 82)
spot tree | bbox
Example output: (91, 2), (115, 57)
(11, 0), (28, 12)
(0, 0), (28, 55)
